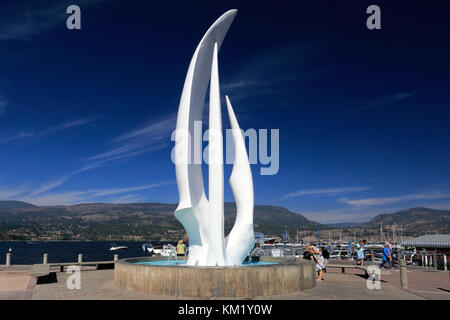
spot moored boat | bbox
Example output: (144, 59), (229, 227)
(109, 244), (128, 251)
(142, 243), (153, 253)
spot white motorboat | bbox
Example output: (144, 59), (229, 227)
(109, 244), (128, 251)
(152, 243), (162, 255)
(152, 243), (176, 256)
(142, 243), (153, 253)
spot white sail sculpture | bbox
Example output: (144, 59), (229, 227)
(173, 9), (255, 266)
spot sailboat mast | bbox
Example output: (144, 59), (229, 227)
(318, 226), (321, 247)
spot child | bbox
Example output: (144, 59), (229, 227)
(356, 240), (366, 266)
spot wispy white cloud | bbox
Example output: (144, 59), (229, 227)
(81, 114), (176, 171)
(0, 130), (35, 143)
(27, 176), (70, 198)
(109, 194), (150, 204)
(0, 185), (30, 200)
(8, 182), (169, 206)
(1, 165), (172, 205)
(44, 118), (94, 132)
(301, 208), (365, 224)
(303, 199), (450, 224)
(300, 206), (402, 224)
(221, 46), (318, 102)
(340, 190), (450, 207)
(36, 117), (95, 138)
(86, 184), (166, 198)
(353, 92), (416, 112)
(221, 80), (274, 91)
(426, 202), (450, 210)
(22, 191), (89, 206)
(0, 117), (94, 144)
(113, 116), (176, 143)
(280, 186), (371, 199)
(0, 114), (174, 203)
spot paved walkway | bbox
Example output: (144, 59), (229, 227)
(379, 268), (450, 300)
(325, 266), (450, 300)
(1, 265), (447, 300)
(0, 265), (34, 299)
(30, 269), (423, 300)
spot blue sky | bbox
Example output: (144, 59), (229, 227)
(0, 0), (449, 223)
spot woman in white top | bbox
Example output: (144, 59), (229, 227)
(313, 247), (325, 280)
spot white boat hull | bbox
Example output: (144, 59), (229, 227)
(109, 246), (128, 251)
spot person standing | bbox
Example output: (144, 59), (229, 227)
(380, 243), (391, 269)
(176, 240), (186, 257)
(321, 246), (330, 272)
(355, 241), (362, 265)
(386, 238), (396, 269)
(313, 247), (325, 280)
(303, 245), (317, 270)
(356, 240), (366, 266)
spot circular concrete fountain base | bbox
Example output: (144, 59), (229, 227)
(114, 256), (316, 297)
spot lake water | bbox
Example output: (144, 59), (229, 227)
(0, 241), (168, 265)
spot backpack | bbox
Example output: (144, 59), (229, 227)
(303, 250), (311, 260)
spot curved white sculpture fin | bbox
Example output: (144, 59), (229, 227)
(174, 10), (237, 214)
(224, 96), (255, 265)
(206, 42), (226, 265)
(173, 10), (254, 266)
(174, 10), (237, 266)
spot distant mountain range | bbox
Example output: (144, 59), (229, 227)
(0, 200), (37, 211)
(361, 207), (450, 234)
(0, 201), (321, 241)
(0, 201), (448, 241)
